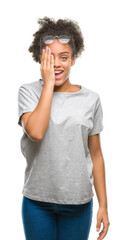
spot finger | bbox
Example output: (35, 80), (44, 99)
(44, 46), (50, 68)
(50, 53), (54, 69)
(43, 47), (48, 68)
(46, 47), (51, 68)
(98, 231), (107, 240)
(41, 48), (46, 69)
(96, 218), (101, 232)
(41, 49), (45, 62)
(97, 223), (108, 240)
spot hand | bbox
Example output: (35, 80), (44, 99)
(96, 207), (110, 240)
(40, 46), (55, 87)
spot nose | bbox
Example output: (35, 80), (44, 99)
(54, 57), (61, 67)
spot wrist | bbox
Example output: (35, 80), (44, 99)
(43, 83), (54, 90)
(99, 203), (108, 210)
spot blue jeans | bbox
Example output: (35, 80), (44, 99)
(21, 196), (93, 240)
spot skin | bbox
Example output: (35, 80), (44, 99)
(88, 134), (110, 239)
(40, 39), (79, 92)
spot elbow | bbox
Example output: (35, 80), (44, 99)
(25, 124), (44, 142)
(24, 128), (43, 142)
(29, 131), (44, 142)
(24, 123), (44, 142)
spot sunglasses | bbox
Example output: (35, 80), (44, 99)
(42, 35), (71, 44)
(40, 35), (71, 56)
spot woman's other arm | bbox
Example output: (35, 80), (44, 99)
(88, 134), (110, 239)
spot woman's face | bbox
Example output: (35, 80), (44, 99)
(44, 39), (76, 87)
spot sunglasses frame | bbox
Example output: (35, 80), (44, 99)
(43, 35), (71, 44)
(40, 35), (71, 55)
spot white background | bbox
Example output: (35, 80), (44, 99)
(0, 0), (126, 239)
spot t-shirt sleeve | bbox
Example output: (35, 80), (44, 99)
(88, 95), (104, 136)
(18, 85), (37, 127)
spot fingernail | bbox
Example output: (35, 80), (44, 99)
(96, 228), (99, 232)
(42, 49), (45, 52)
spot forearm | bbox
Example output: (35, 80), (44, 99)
(26, 84), (54, 140)
(92, 155), (108, 209)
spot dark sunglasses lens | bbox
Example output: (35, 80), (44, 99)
(58, 35), (70, 43)
(43, 36), (54, 44)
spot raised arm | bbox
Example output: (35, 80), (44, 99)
(21, 46), (55, 141)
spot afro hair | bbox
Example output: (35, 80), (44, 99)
(28, 16), (85, 64)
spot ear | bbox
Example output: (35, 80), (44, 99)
(71, 56), (76, 66)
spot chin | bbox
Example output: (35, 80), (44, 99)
(55, 79), (64, 85)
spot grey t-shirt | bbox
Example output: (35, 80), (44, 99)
(18, 79), (104, 204)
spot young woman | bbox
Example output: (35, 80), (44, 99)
(18, 16), (110, 240)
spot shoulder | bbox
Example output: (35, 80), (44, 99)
(18, 79), (42, 97)
(82, 85), (100, 103)
(19, 79), (41, 91)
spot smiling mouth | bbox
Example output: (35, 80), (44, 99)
(55, 71), (64, 79)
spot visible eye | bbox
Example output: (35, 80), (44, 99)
(61, 57), (67, 60)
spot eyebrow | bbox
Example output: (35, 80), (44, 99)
(59, 52), (70, 55)
(51, 51), (70, 55)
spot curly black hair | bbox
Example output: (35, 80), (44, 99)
(28, 16), (85, 64)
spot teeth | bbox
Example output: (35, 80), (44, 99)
(55, 71), (63, 73)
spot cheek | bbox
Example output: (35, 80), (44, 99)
(66, 64), (71, 74)
(63, 67), (71, 79)
(63, 61), (71, 71)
